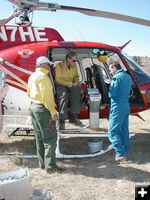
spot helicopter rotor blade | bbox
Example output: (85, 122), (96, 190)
(6, 0), (150, 27)
(59, 6), (150, 27)
(29, 2), (150, 27)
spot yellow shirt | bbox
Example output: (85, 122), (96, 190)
(27, 67), (57, 117)
(55, 60), (79, 87)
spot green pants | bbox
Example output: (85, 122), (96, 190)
(56, 85), (81, 120)
(29, 103), (57, 169)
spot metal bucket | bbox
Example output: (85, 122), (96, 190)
(88, 139), (103, 153)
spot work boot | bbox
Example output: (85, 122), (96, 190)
(59, 119), (65, 130)
(69, 114), (83, 125)
(46, 165), (65, 174)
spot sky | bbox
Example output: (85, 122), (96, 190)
(0, 0), (150, 56)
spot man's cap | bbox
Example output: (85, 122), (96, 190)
(36, 56), (54, 66)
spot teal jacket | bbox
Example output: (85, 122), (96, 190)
(109, 69), (132, 105)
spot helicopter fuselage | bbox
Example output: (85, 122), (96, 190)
(0, 25), (150, 118)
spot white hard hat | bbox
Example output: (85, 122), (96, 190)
(36, 56), (54, 67)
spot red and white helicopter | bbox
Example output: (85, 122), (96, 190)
(0, 0), (150, 113)
(0, 0), (150, 157)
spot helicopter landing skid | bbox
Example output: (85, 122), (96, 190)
(56, 127), (135, 158)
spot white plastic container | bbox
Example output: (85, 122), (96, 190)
(0, 168), (32, 200)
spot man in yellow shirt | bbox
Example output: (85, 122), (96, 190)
(55, 51), (82, 129)
(27, 56), (62, 173)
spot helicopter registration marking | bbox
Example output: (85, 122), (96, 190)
(0, 26), (49, 42)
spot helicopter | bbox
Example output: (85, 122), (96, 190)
(0, 1), (150, 158)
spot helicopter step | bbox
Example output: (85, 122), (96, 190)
(56, 128), (135, 158)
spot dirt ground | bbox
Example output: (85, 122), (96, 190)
(0, 109), (150, 200)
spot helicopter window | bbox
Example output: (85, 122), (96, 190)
(106, 53), (127, 71)
(92, 58), (111, 84)
(122, 53), (150, 85)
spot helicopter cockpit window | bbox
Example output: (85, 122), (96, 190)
(122, 52), (150, 85)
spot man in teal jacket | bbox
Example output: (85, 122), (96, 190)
(108, 62), (132, 162)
